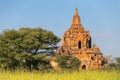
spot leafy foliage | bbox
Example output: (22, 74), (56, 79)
(55, 54), (81, 70)
(0, 28), (60, 54)
(103, 57), (120, 70)
(0, 27), (60, 70)
(116, 57), (120, 64)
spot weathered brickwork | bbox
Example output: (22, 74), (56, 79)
(57, 8), (106, 69)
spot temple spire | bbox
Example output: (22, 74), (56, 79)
(72, 8), (81, 24)
(75, 7), (78, 14)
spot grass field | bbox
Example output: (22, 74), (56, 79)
(0, 69), (120, 80)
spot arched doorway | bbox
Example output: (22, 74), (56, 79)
(82, 65), (86, 70)
(86, 38), (91, 48)
(86, 39), (89, 48)
(89, 38), (91, 48)
(78, 41), (81, 49)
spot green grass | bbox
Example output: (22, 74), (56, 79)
(0, 69), (120, 80)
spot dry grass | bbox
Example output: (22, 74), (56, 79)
(0, 69), (120, 80)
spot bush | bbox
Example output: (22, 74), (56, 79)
(116, 57), (120, 64)
(55, 54), (80, 70)
(33, 54), (51, 71)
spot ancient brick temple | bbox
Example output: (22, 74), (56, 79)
(57, 8), (106, 69)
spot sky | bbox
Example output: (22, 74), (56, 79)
(0, 0), (120, 57)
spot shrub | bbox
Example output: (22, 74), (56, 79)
(55, 54), (80, 70)
(116, 57), (120, 64)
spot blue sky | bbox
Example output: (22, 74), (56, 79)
(0, 0), (120, 57)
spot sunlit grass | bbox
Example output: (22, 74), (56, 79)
(0, 69), (120, 80)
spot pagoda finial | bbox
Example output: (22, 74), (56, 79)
(75, 7), (78, 14)
(72, 7), (81, 24)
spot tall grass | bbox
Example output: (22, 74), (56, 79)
(0, 69), (120, 80)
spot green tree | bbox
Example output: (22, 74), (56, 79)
(0, 52), (19, 70)
(33, 54), (51, 70)
(0, 28), (60, 54)
(0, 27), (60, 70)
(55, 54), (81, 70)
(116, 57), (120, 64)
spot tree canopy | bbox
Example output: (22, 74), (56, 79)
(0, 27), (60, 70)
(0, 27), (60, 54)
